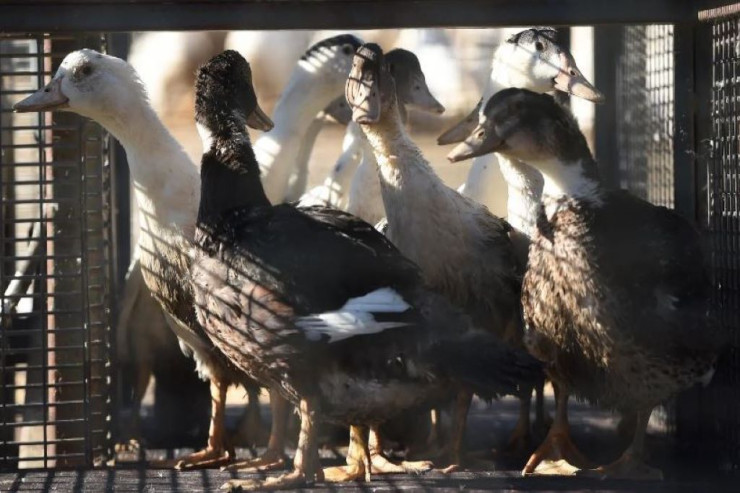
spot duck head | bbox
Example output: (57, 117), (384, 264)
(298, 34), (363, 96)
(13, 49), (146, 122)
(194, 50), (273, 140)
(447, 88), (590, 166)
(501, 27), (603, 102)
(323, 95), (353, 125)
(345, 43), (396, 124)
(437, 27), (603, 145)
(385, 48), (445, 114)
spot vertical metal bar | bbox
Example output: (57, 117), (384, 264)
(594, 25), (621, 189)
(106, 33), (131, 291)
(673, 25), (696, 220)
(0, 38), (5, 469)
(105, 33), (130, 451)
(79, 117), (92, 468)
(36, 35), (49, 471)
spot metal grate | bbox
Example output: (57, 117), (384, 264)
(706, 14), (740, 470)
(615, 24), (675, 208)
(0, 34), (114, 470)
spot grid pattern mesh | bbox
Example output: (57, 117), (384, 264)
(616, 25), (675, 208)
(707, 16), (740, 469)
(0, 34), (114, 470)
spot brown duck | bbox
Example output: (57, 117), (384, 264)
(449, 88), (724, 480)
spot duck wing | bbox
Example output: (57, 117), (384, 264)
(590, 191), (722, 358)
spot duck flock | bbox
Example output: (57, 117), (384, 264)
(14, 28), (725, 491)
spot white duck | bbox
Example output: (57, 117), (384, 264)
(254, 34), (362, 203)
(13, 49), (274, 470)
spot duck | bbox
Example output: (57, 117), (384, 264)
(348, 42), (531, 465)
(13, 49), (273, 471)
(254, 34), (362, 203)
(190, 49), (541, 490)
(439, 27), (605, 446)
(448, 88), (725, 479)
(300, 48), (444, 217)
(439, 27), (603, 227)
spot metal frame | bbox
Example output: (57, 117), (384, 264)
(0, 0), (716, 32)
(0, 34), (114, 470)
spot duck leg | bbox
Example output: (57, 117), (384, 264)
(222, 388), (288, 472)
(151, 377), (233, 470)
(499, 390), (532, 456)
(522, 384), (592, 476)
(222, 396), (324, 491)
(368, 425), (434, 474)
(115, 359), (151, 455)
(580, 409), (663, 480)
(323, 425), (372, 482)
(232, 385), (269, 448)
(532, 377), (552, 438)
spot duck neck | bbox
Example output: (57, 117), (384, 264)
(197, 120), (269, 222)
(497, 156), (544, 239)
(254, 64), (341, 201)
(535, 156), (603, 220)
(329, 122), (365, 190)
(360, 99), (419, 171)
(96, 94), (200, 235)
(360, 97), (449, 236)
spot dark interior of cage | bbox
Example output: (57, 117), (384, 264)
(0, 16), (738, 485)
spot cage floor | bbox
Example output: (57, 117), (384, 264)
(1, 467), (736, 493)
(2, 395), (736, 492)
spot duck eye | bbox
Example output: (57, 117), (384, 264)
(535, 41), (544, 52)
(342, 45), (353, 55)
(80, 65), (93, 76)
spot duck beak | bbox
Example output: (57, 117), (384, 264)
(246, 103), (274, 131)
(437, 100), (481, 145)
(554, 51), (605, 103)
(14, 78), (69, 112)
(406, 76), (445, 115)
(346, 45), (383, 124)
(323, 96), (352, 125)
(447, 124), (503, 163)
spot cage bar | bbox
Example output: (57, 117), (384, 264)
(0, 34), (114, 470)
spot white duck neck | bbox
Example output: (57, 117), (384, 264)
(497, 156), (544, 239)
(100, 95), (199, 235)
(465, 42), (551, 239)
(254, 63), (341, 202)
(330, 122), (365, 190)
(535, 157), (603, 219)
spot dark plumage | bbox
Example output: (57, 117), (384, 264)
(191, 50), (541, 489)
(506, 27), (559, 47)
(451, 87), (725, 479)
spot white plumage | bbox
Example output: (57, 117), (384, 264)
(297, 288), (411, 343)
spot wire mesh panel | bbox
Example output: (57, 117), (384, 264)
(704, 13), (740, 470)
(615, 25), (676, 208)
(0, 34), (114, 470)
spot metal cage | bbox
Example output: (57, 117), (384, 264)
(0, 0), (737, 481)
(704, 10), (740, 470)
(0, 34), (114, 469)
